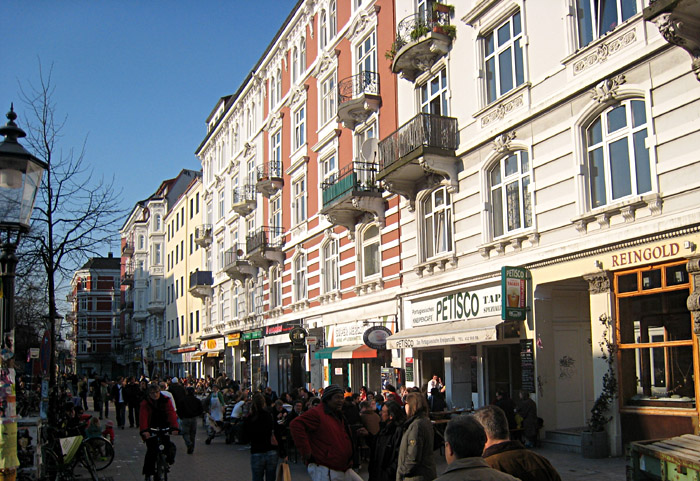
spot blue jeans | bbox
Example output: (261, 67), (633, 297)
(250, 450), (278, 481)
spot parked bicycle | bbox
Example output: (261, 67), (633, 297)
(40, 423), (114, 480)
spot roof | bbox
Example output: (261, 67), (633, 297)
(79, 255), (121, 271)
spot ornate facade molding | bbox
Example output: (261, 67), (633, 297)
(347, 4), (379, 43)
(591, 74), (626, 103)
(481, 95), (524, 127)
(492, 131), (516, 153)
(583, 271), (612, 294)
(686, 255), (700, 334)
(573, 30), (636, 75)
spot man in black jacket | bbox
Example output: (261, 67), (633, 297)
(177, 387), (204, 454)
(124, 377), (143, 428)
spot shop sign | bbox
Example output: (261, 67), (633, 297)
(227, 339), (240, 347)
(501, 266), (529, 322)
(266, 321), (300, 337)
(411, 285), (501, 326)
(406, 357), (413, 363)
(242, 330), (263, 341)
(289, 326), (308, 343)
(329, 322), (364, 346)
(306, 336), (318, 345)
(173, 346), (197, 354)
(291, 343), (307, 353)
(363, 326), (392, 350)
(227, 333), (241, 347)
(200, 338), (224, 351)
(334, 367), (343, 375)
(609, 241), (681, 268)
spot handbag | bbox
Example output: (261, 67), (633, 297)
(270, 431), (279, 446)
(275, 460), (291, 481)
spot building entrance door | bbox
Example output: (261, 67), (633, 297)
(485, 344), (521, 404)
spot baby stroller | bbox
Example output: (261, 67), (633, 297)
(204, 413), (227, 444)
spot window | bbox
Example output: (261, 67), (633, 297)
(196, 310), (200, 332)
(270, 267), (282, 309)
(271, 194), (283, 236)
(321, 152), (338, 187)
(190, 234), (193, 255)
(276, 68), (282, 105)
(180, 240), (184, 261)
(180, 276), (184, 296)
(320, 72), (337, 126)
(175, 279), (179, 299)
(271, 74), (277, 109)
(422, 187), (453, 259)
(218, 240), (225, 270)
(329, 1), (337, 39)
(219, 190), (225, 219)
(247, 157), (256, 188)
(357, 31), (376, 75)
(577, 0), (637, 48)
(320, 10), (328, 50)
(489, 151), (532, 238)
(293, 105), (306, 150)
(484, 11), (524, 104)
(361, 225), (380, 279)
(420, 68), (448, 115)
(616, 262), (694, 407)
(586, 99), (651, 209)
(155, 214), (161, 231)
(190, 198), (194, 218)
(154, 243), (162, 265)
(292, 177), (307, 225)
(292, 47), (299, 83)
(300, 38), (306, 77)
(189, 312), (193, 334)
(294, 255), (307, 301)
(138, 235), (145, 250)
(323, 239), (339, 293)
(196, 193), (200, 214)
(175, 245), (179, 265)
(271, 130), (282, 168)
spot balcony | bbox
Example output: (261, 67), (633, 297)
(122, 240), (134, 257)
(147, 299), (165, 314)
(246, 226), (285, 268)
(337, 72), (381, 129)
(389, 9), (454, 81)
(194, 224), (213, 248)
(121, 262), (134, 286)
(120, 300), (134, 313)
(224, 245), (257, 284)
(377, 113), (459, 208)
(256, 161), (284, 198)
(232, 185), (257, 216)
(321, 161), (385, 235)
(189, 270), (214, 299)
(133, 309), (149, 322)
(644, 0), (700, 81)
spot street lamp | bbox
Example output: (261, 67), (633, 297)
(0, 105), (47, 479)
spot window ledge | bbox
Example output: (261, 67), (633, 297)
(479, 231), (539, 258)
(268, 306), (284, 318)
(318, 290), (341, 304)
(354, 278), (384, 295)
(571, 194), (662, 234)
(290, 299), (310, 312)
(414, 254), (458, 277)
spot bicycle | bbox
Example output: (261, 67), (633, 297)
(84, 436), (115, 471)
(146, 427), (175, 481)
(41, 433), (100, 481)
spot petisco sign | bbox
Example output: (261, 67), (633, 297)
(501, 266), (530, 322)
(410, 285), (501, 326)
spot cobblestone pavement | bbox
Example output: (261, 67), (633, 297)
(91, 411), (626, 481)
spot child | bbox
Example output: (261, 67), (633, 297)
(85, 416), (103, 439)
(102, 420), (115, 444)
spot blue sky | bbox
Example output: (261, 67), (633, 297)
(3, 1), (294, 208)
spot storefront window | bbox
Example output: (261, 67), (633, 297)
(616, 262), (695, 408)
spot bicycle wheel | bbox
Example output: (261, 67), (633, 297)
(41, 446), (72, 481)
(76, 443), (99, 481)
(155, 453), (168, 481)
(84, 436), (115, 470)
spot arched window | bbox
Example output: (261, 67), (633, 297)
(270, 75), (277, 108)
(585, 99), (651, 209)
(421, 187), (453, 259)
(292, 47), (299, 83)
(323, 238), (339, 293)
(489, 151), (532, 238)
(276, 68), (282, 103)
(329, 1), (337, 38)
(300, 38), (306, 76)
(320, 10), (328, 49)
(361, 225), (380, 279)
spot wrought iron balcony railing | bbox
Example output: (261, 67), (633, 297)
(338, 72), (380, 105)
(394, 8), (452, 52)
(189, 270), (213, 288)
(256, 161), (283, 181)
(322, 161), (380, 207)
(246, 226), (285, 253)
(378, 113), (458, 171)
(224, 244), (246, 266)
(232, 185), (257, 204)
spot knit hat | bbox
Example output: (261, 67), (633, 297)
(321, 384), (343, 403)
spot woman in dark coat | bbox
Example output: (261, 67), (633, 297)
(516, 390), (538, 448)
(396, 392), (436, 481)
(368, 400), (406, 481)
(243, 393), (286, 481)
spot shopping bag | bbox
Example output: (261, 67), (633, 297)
(276, 460), (291, 481)
(59, 435), (82, 463)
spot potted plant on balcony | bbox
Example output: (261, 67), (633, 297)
(581, 313), (617, 458)
(410, 22), (431, 41)
(432, 2), (455, 17)
(433, 23), (456, 39)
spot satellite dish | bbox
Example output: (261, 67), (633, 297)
(361, 138), (379, 162)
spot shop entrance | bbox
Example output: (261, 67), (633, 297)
(485, 344), (521, 404)
(420, 350), (446, 390)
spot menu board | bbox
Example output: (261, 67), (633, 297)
(520, 339), (535, 393)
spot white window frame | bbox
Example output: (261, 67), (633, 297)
(270, 267), (282, 309)
(293, 254), (307, 302)
(292, 47), (299, 83)
(320, 71), (337, 126)
(292, 176), (307, 226)
(482, 11), (525, 105)
(489, 151), (533, 239)
(419, 68), (449, 115)
(322, 238), (339, 294)
(329, 1), (337, 39)
(321, 151), (338, 186)
(293, 105), (306, 151)
(585, 98), (652, 210)
(360, 224), (381, 281)
(357, 31), (377, 76)
(421, 187), (453, 260)
(320, 9), (328, 50)
(270, 194), (283, 241)
(218, 189), (225, 219)
(576, 0), (638, 49)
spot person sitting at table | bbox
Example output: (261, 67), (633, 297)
(473, 405), (561, 481)
(429, 388), (447, 412)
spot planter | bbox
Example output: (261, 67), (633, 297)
(581, 430), (609, 458)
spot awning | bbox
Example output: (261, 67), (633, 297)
(386, 316), (502, 349)
(207, 352), (220, 357)
(314, 345), (378, 359)
(191, 353), (204, 360)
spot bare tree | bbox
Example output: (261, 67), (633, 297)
(17, 63), (125, 405)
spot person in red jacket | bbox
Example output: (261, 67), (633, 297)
(139, 383), (179, 481)
(290, 384), (362, 481)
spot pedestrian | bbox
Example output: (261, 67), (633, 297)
(435, 415), (519, 481)
(91, 376), (103, 419)
(368, 400), (405, 481)
(111, 377), (127, 429)
(139, 383), (179, 481)
(396, 392), (436, 481)
(177, 386), (204, 454)
(203, 384), (225, 444)
(516, 391), (538, 448)
(290, 384), (361, 481)
(168, 377), (187, 409)
(124, 377), (143, 428)
(474, 405), (561, 481)
(78, 376), (89, 410)
(85, 416), (103, 439)
(493, 390), (517, 430)
(101, 378), (111, 419)
(243, 393), (286, 481)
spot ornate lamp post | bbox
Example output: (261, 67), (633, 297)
(0, 105), (47, 480)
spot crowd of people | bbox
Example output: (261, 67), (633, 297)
(49, 372), (559, 481)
